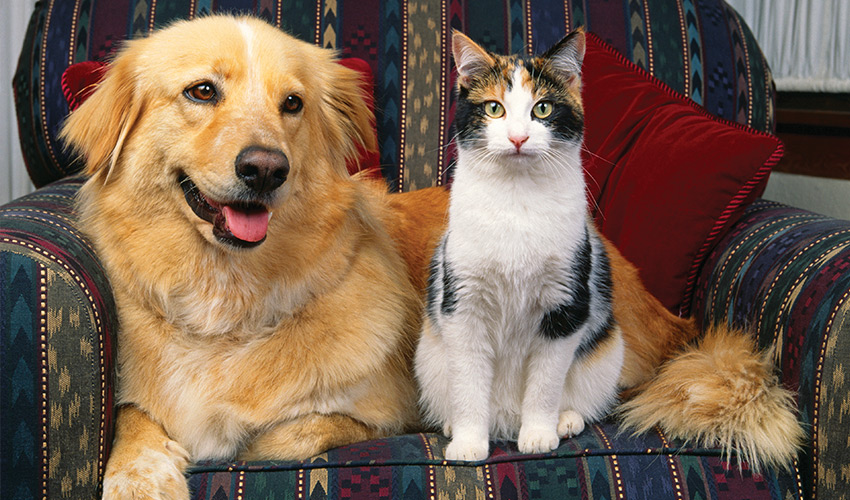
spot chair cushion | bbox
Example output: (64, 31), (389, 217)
(1, 179), (805, 500)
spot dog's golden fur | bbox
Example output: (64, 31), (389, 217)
(62, 15), (434, 498)
(61, 14), (801, 499)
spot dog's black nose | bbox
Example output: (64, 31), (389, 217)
(235, 147), (289, 195)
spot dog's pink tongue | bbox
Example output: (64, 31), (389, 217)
(222, 206), (270, 242)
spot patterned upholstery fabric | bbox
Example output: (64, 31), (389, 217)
(185, 428), (803, 499)
(2, 1), (842, 499)
(0, 177), (116, 500)
(694, 199), (850, 500)
(13, 0), (775, 189)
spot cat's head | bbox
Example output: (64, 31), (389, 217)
(452, 28), (585, 174)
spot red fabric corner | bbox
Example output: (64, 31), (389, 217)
(581, 33), (781, 315)
(60, 57), (381, 178)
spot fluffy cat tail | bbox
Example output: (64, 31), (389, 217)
(617, 325), (805, 473)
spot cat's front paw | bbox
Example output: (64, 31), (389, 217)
(102, 440), (190, 500)
(557, 410), (586, 437)
(517, 425), (560, 454)
(445, 435), (489, 461)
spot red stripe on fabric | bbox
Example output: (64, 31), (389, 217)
(585, 0), (630, 57)
(337, 0), (381, 75)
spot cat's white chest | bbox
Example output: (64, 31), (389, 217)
(446, 170), (585, 274)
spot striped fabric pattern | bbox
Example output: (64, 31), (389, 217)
(13, 0), (775, 190)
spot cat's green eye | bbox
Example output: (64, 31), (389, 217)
(533, 101), (554, 119)
(483, 101), (505, 118)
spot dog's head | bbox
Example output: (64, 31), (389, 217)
(61, 15), (376, 250)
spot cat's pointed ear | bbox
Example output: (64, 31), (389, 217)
(452, 30), (495, 87)
(544, 27), (586, 87)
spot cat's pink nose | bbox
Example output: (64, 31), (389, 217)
(510, 135), (529, 151)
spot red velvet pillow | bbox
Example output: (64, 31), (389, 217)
(581, 33), (782, 316)
(61, 58), (381, 178)
(62, 61), (108, 111)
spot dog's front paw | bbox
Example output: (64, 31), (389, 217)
(517, 425), (560, 454)
(444, 435), (489, 461)
(102, 440), (190, 500)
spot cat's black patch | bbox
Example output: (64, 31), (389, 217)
(539, 232), (592, 339)
(440, 259), (459, 316)
(455, 86), (487, 146)
(591, 243), (614, 304)
(425, 254), (441, 321)
(547, 100), (584, 142)
(575, 314), (615, 359)
(522, 60), (584, 141)
(426, 237), (459, 319)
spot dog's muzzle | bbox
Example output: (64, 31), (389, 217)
(178, 147), (289, 249)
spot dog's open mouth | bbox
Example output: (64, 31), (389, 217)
(179, 175), (271, 248)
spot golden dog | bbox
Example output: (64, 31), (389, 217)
(62, 14), (802, 500)
(61, 15), (448, 498)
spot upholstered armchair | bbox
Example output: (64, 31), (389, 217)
(3, 1), (847, 498)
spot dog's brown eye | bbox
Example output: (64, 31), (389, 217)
(184, 82), (218, 104)
(281, 94), (303, 113)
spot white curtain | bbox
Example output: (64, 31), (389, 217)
(1, 0), (36, 205)
(727, 0), (850, 92)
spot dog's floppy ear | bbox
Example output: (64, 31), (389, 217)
(319, 61), (379, 173)
(59, 47), (143, 182)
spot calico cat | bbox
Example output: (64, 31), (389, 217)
(414, 28), (624, 461)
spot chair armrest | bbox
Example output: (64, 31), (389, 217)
(0, 176), (115, 499)
(692, 198), (850, 500)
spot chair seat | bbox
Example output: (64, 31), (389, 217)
(187, 424), (802, 499)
